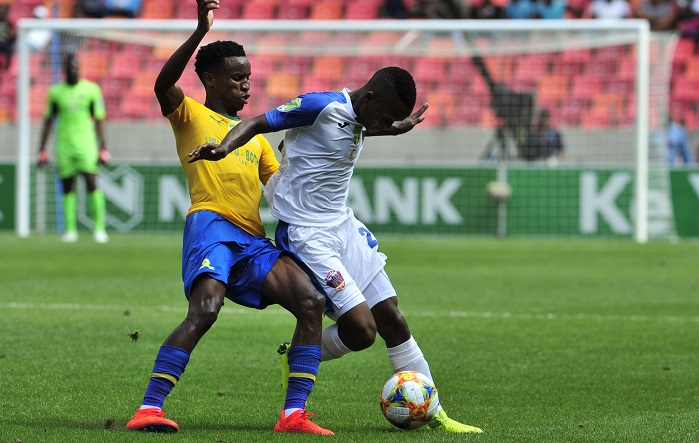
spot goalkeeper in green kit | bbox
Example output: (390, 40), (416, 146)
(38, 52), (110, 243)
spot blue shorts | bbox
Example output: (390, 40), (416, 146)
(182, 210), (283, 309)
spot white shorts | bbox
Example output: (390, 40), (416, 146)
(275, 209), (396, 321)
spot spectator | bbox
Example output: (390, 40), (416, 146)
(587, 0), (632, 18)
(27, 5), (52, 53)
(379, 0), (408, 18)
(505, 0), (536, 18)
(635, 0), (677, 31)
(0, 3), (15, 71)
(410, 0), (465, 18)
(520, 108), (565, 163)
(104, 0), (142, 18)
(667, 112), (694, 165)
(534, 0), (567, 18)
(470, 0), (506, 18)
(73, 0), (106, 18)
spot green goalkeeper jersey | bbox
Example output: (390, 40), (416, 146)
(44, 79), (106, 152)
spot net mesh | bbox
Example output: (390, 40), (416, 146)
(17, 22), (676, 238)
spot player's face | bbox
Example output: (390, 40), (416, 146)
(360, 97), (411, 135)
(65, 58), (79, 84)
(211, 56), (251, 114)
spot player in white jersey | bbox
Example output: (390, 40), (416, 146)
(189, 67), (483, 434)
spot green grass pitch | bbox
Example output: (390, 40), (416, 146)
(1, 233), (698, 442)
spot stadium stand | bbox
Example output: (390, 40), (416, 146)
(3, 0), (699, 129)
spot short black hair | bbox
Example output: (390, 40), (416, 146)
(194, 40), (246, 80)
(374, 66), (416, 110)
(63, 52), (76, 68)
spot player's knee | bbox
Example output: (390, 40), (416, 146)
(347, 320), (377, 351)
(377, 307), (410, 338)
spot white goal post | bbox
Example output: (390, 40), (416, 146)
(15, 18), (659, 241)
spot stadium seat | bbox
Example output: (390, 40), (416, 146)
(302, 75), (333, 93)
(107, 51), (143, 80)
(265, 71), (301, 99)
(589, 92), (624, 122)
(682, 58), (699, 79)
(254, 34), (288, 56)
(673, 38), (696, 67)
(119, 93), (159, 120)
(174, 2), (198, 19)
(312, 56), (345, 80)
(595, 45), (628, 62)
(139, 1), (175, 19)
(240, 2), (275, 19)
(672, 78), (699, 104)
(345, 0), (379, 19)
(214, 2), (242, 19)
(80, 52), (110, 82)
(310, 1), (343, 19)
(286, 0), (316, 6)
(554, 49), (591, 76)
(277, 3), (309, 19)
(570, 75), (602, 100)
(345, 56), (380, 83)
(412, 57), (448, 89)
(512, 56), (547, 84)
(537, 74), (569, 103)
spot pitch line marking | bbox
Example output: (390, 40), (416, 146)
(2, 302), (698, 323)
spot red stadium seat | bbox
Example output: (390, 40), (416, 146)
(412, 57), (448, 90)
(345, 0), (379, 19)
(302, 75), (333, 93)
(139, 1), (175, 19)
(241, 2), (275, 19)
(537, 74), (569, 103)
(265, 71), (301, 99)
(310, 1), (343, 19)
(278, 3), (309, 19)
(312, 56), (345, 80)
(174, 2), (198, 19)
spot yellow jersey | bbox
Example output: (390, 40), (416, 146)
(167, 96), (279, 237)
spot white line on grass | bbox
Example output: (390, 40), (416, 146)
(2, 302), (699, 323)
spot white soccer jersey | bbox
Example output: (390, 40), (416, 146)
(264, 89), (364, 227)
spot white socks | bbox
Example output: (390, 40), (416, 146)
(386, 336), (433, 381)
(320, 323), (352, 361)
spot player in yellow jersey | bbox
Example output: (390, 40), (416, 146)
(125, 0), (333, 435)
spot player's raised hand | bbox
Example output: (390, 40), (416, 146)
(197, 0), (219, 31)
(188, 143), (228, 162)
(391, 102), (429, 135)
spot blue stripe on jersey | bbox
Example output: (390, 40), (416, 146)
(265, 92), (347, 131)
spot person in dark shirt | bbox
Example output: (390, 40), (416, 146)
(521, 108), (565, 163)
(0, 4), (15, 71)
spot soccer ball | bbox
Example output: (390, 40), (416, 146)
(379, 371), (439, 430)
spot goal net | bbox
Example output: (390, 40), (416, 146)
(14, 19), (675, 241)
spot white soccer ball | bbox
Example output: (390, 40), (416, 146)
(379, 371), (439, 430)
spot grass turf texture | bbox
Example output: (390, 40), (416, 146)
(1, 233), (698, 442)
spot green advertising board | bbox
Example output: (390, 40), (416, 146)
(0, 164), (14, 230)
(3, 163), (698, 238)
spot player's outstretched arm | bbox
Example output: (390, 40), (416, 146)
(366, 102), (429, 137)
(188, 114), (273, 162)
(154, 0), (219, 116)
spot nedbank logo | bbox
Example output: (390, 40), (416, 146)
(277, 98), (301, 112)
(78, 165), (143, 232)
